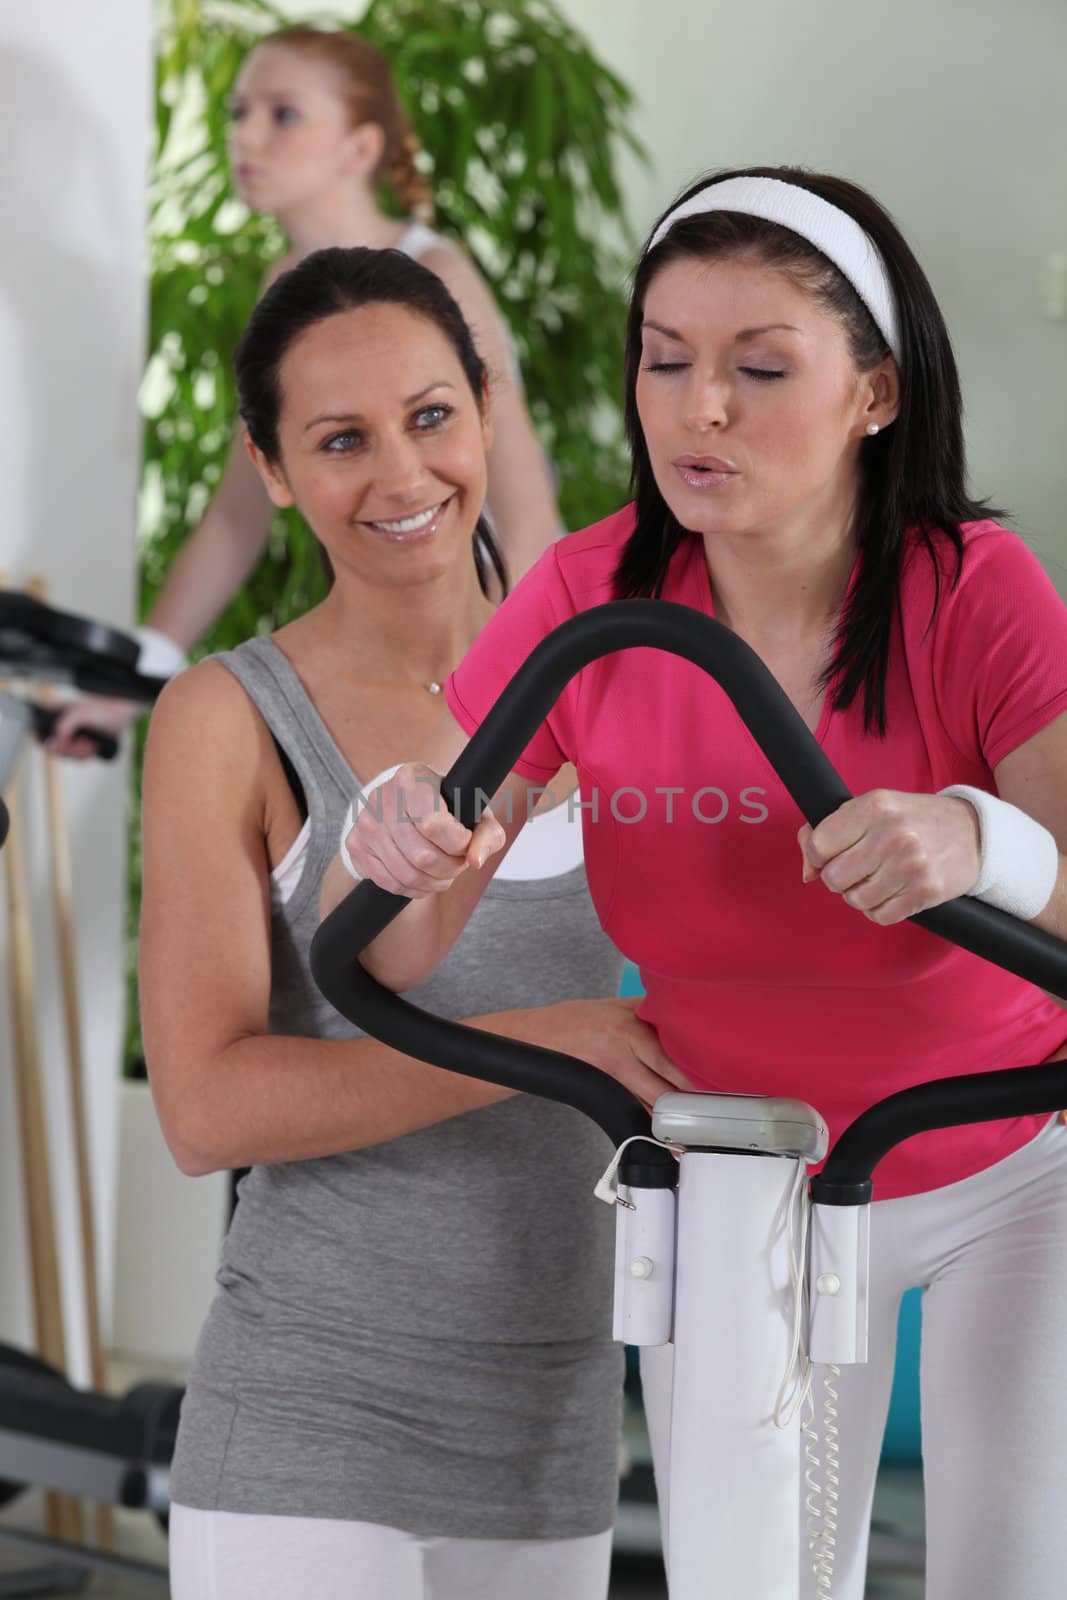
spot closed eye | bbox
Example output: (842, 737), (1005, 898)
(641, 362), (688, 374)
(740, 367), (786, 381)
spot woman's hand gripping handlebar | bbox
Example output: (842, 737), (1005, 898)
(345, 763), (507, 897)
(320, 761), (513, 991)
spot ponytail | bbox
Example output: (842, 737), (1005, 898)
(384, 126), (434, 223)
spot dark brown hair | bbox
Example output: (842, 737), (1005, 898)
(618, 165), (1002, 734)
(235, 246), (506, 598)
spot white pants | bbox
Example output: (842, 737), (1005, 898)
(641, 1113), (1067, 1599)
(168, 1504), (613, 1600)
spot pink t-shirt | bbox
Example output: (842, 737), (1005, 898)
(447, 507), (1067, 1198)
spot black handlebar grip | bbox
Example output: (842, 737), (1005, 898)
(31, 704), (120, 761)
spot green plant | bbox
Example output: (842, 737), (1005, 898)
(127, 0), (645, 1069)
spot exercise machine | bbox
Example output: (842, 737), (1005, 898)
(0, 591), (172, 1594)
(0, 1360), (177, 1595)
(311, 600), (1067, 1598)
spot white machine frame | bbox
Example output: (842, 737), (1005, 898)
(612, 1092), (867, 1598)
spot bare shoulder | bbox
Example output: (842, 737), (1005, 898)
(261, 251), (299, 293)
(419, 242), (498, 319)
(150, 656), (250, 733)
(145, 658), (268, 795)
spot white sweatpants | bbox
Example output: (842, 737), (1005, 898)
(641, 1113), (1067, 1599)
(168, 1504), (614, 1600)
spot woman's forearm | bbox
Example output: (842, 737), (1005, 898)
(145, 423), (275, 650)
(484, 386), (564, 584)
(154, 1006), (552, 1176)
(321, 828), (506, 992)
(1031, 858), (1067, 947)
(319, 859), (456, 991)
(148, 495), (274, 650)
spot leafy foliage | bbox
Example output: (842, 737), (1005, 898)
(355, 0), (644, 527)
(127, 0), (644, 1068)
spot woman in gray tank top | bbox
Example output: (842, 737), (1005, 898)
(140, 248), (688, 1600)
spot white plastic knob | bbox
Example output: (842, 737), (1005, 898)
(816, 1272), (842, 1296)
(628, 1256), (655, 1280)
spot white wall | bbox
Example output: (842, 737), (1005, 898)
(557, 0), (1067, 580)
(0, 4), (151, 1376)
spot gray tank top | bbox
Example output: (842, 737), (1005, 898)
(169, 637), (627, 1539)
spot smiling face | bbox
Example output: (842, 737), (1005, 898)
(249, 301), (491, 590)
(634, 254), (897, 550)
(228, 44), (377, 215)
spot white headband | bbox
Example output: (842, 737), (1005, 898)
(646, 176), (901, 363)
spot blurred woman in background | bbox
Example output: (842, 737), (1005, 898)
(52, 25), (560, 754)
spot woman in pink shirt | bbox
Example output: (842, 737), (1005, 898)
(335, 166), (1067, 1598)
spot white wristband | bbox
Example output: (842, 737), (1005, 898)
(940, 784), (1059, 921)
(338, 764), (404, 882)
(134, 627), (188, 680)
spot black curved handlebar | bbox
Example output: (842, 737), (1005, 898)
(810, 1060), (1067, 1203)
(310, 602), (1067, 1195)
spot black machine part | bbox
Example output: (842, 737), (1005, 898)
(26, 704), (118, 762)
(311, 601), (1067, 1197)
(0, 1348), (69, 1509)
(0, 592), (165, 705)
(0, 696), (119, 769)
(0, 596), (177, 1566)
(0, 1344), (179, 1515)
(0, 595), (165, 850)
(0, 593), (138, 671)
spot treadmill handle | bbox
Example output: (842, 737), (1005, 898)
(31, 703), (120, 760)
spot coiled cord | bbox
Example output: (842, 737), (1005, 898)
(773, 1157), (840, 1598)
(804, 1365), (841, 1595)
